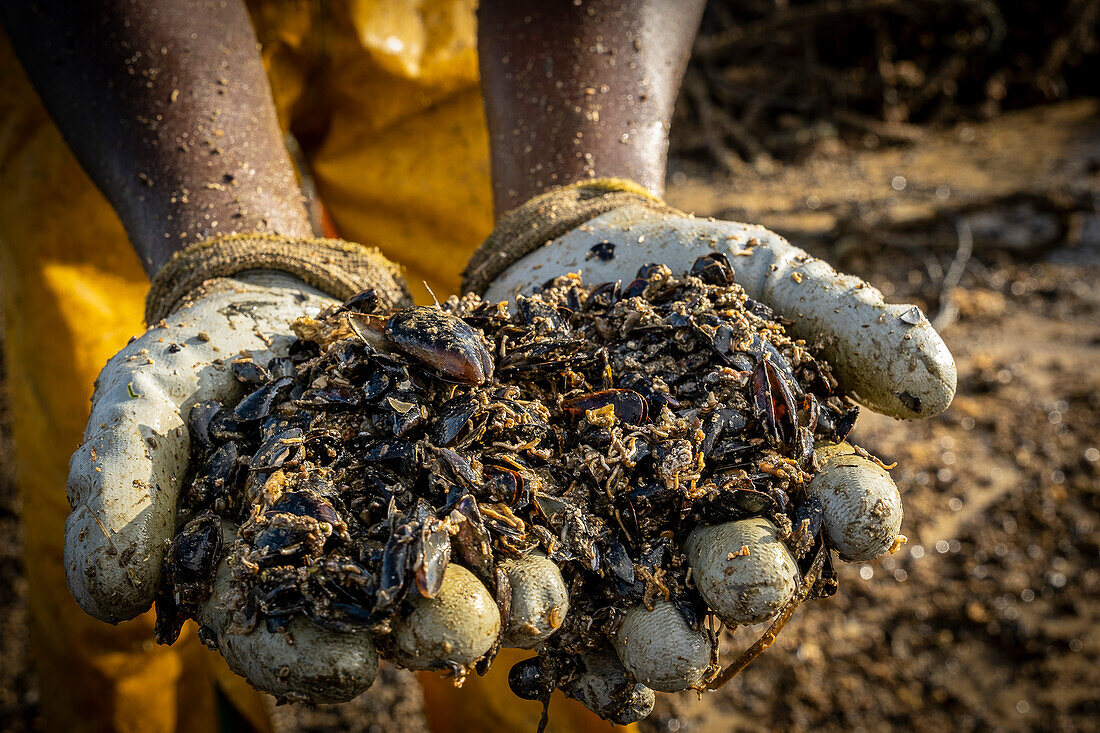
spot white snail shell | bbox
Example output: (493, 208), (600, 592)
(498, 551), (569, 648)
(613, 600), (713, 692)
(685, 516), (799, 625)
(393, 563), (501, 669)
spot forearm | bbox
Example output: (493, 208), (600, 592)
(478, 0), (705, 216)
(0, 0), (310, 275)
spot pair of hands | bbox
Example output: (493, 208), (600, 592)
(64, 200), (955, 714)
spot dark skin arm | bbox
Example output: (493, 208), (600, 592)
(478, 0), (706, 216)
(0, 0), (310, 276)
(3, 0), (703, 270)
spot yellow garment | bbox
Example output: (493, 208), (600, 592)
(0, 3), (631, 732)
(250, 0), (494, 303)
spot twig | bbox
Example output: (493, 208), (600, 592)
(695, 0), (903, 59)
(699, 64), (772, 163)
(833, 109), (924, 143)
(1038, 0), (1100, 98)
(932, 219), (973, 330)
(875, 21), (904, 123)
(903, 53), (967, 119)
(707, 545), (827, 690)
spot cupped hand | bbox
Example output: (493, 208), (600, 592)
(477, 197), (955, 718)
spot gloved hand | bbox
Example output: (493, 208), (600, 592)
(463, 179), (957, 721)
(64, 233), (538, 703)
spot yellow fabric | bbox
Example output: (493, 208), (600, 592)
(250, 0), (494, 304)
(0, 4), (628, 732)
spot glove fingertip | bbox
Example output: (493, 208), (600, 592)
(563, 646), (656, 724)
(200, 546), (379, 703)
(64, 504), (154, 623)
(613, 600), (713, 692)
(499, 552), (569, 648)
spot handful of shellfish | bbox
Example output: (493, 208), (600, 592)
(158, 253), (904, 722)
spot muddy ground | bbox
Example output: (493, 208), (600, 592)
(2, 101), (1097, 732)
(651, 101), (1100, 733)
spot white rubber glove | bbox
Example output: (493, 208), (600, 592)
(467, 181), (956, 709)
(65, 271), (393, 701)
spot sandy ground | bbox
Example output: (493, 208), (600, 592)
(644, 101), (1100, 732)
(1, 102), (1097, 732)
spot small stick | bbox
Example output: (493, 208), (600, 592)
(875, 21), (903, 124)
(833, 109), (923, 143)
(694, 0), (901, 59)
(903, 53), (966, 119)
(932, 219), (973, 330)
(706, 544), (827, 690)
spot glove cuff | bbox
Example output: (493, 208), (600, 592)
(461, 178), (682, 295)
(144, 233), (412, 324)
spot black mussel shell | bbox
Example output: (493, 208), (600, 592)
(169, 511), (222, 582)
(231, 358), (271, 385)
(515, 294), (564, 331)
(249, 427), (303, 471)
(752, 357), (798, 446)
(508, 658), (552, 701)
(587, 241), (616, 262)
(187, 400), (222, 447)
(268, 490), (342, 527)
(360, 368), (394, 402)
(691, 252), (735, 285)
(267, 357), (297, 380)
(384, 390), (424, 437)
(384, 306), (494, 385)
(361, 439), (417, 462)
(190, 441), (238, 506)
(622, 277), (649, 299)
(584, 280), (621, 311)
(234, 377), (294, 421)
(208, 408), (247, 443)
(430, 396), (485, 448)
(791, 495), (824, 540)
(603, 537), (636, 586)
(414, 518), (451, 598)
(297, 385), (361, 411)
(701, 408), (749, 456)
(343, 288), (380, 314)
(817, 403), (860, 443)
(561, 389), (648, 426)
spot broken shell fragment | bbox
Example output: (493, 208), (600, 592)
(808, 443), (904, 562)
(685, 517), (799, 625)
(498, 552), (570, 648)
(613, 600), (713, 692)
(393, 564), (501, 670)
(563, 645), (656, 725)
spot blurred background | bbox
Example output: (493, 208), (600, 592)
(2, 0), (1097, 730)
